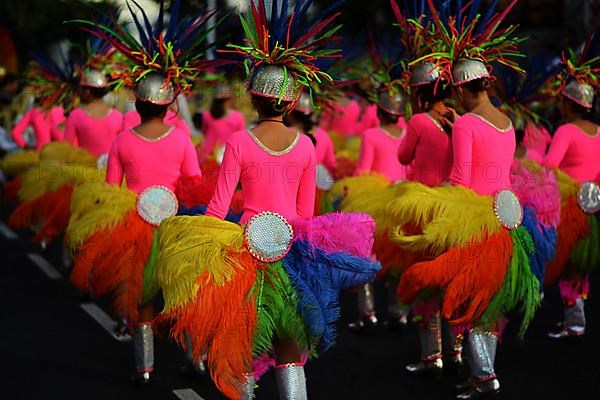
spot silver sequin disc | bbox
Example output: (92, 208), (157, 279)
(577, 181), (600, 214)
(244, 211), (294, 262)
(316, 164), (334, 191)
(136, 185), (179, 226)
(493, 189), (523, 230)
(96, 153), (108, 169)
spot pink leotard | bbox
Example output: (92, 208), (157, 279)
(123, 110), (191, 136)
(356, 104), (380, 134)
(355, 127), (407, 182)
(523, 124), (551, 161)
(106, 127), (200, 194)
(198, 110), (246, 162)
(12, 106), (66, 150)
(321, 100), (360, 136)
(206, 129), (316, 224)
(313, 127), (336, 174)
(449, 113), (515, 196)
(544, 123), (600, 182)
(396, 117), (407, 131)
(399, 113), (452, 187)
(64, 108), (123, 157)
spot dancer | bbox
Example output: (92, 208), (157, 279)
(388, 1), (545, 398)
(197, 80), (246, 163)
(66, 0), (223, 383)
(11, 104), (65, 150)
(543, 32), (600, 339)
(154, 1), (380, 398)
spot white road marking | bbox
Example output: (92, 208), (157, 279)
(0, 221), (17, 240)
(173, 389), (205, 400)
(80, 303), (131, 342)
(27, 252), (62, 280)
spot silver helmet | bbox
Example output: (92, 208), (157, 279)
(377, 88), (408, 116)
(294, 91), (313, 115)
(410, 62), (441, 87)
(249, 65), (299, 102)
(562, 80), (595, 109)
(452, 59), (490, 86)
(135, 72), (176, 105)
(80, 68), (110, 88)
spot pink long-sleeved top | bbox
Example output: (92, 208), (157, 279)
(398, 113), (452, 187)
(206, 129), (316, 224)
(449, 113), (515, 196)
(322, 100), (360, 137)
(356, 104), (380, 134)
(198, 110), (246, 161)
(105, 127), (200, 194)
(523, 124), (551, 161)
(123, 110), (192, 136)
(64, 108), (123, 157)
(313, 127), (336, 174)
(355, 127), (407, 182)
(12, 106), (66, 150)
(544, 123), (600, 182)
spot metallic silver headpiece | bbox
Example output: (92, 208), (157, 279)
(410, 62), (441, 87)
(80, 68), (110, 88)
(294, 92), (313, 115)
(377, 88), (408, 116)
(135, 72), (176, 105)
(249, 65), (299, 102)
(562, 80), (595, 109)
(214, 82), (233, 100)
(452, 59), (490, 86)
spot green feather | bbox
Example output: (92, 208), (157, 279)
(141, 232), (160, 304)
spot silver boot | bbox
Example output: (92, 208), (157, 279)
(183, 330), (207, 374)
(406, 313), (443, 377)
(347, 283), (377, 332)
(549, 298), (586, 338)
(456, 330), (500, 399)
(443, 320), (463, 368)
(275, 363), (308, 400)
(240, 373), (255, 400)
(132, 323), (154, 383)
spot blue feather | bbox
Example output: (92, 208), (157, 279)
(125, 0), (150, 50)
(177, 205), (242, 223)
(475, 0), (499, 34)
(130, 0), (156, 52)
(283, 240), (380, 350)
(521, 207), (557, 286)
(165, 0), (181, 42)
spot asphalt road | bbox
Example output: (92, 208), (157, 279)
(1, 202), (599, 399)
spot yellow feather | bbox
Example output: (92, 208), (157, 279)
(385, 182), (501, 255)
(553, 168), (579, 201)
(1, 150), (39, 177)
(155, 216), (245, 311)
(328, 174), (390, 206)
(39, 142), (96, 164)
(66, 182), (136, 251)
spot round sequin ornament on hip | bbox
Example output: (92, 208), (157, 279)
(316, 164), (334, 191)
(244, 211), (294, 262)
(577, 181), (600, 214)
(96, 153), (109, 169)
(493, 189), (523, 230)
(136, 185), (179, 226)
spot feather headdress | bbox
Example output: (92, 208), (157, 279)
(26, 45), (80, 111)
(224, 0), (343, 102)
(552, 29), (600, 109)
(424, 0), (525, 85)
(496, 52), (561, 129)
(73, 0), (226, 102)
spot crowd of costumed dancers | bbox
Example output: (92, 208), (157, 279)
(0, 0), (599, 399)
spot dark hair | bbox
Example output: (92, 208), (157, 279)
(251, 94), (292, 118)
(563, 95), (592, 117)
(192, 112), (204, 129)
(460, 77), (492, 93)
(288, 110), (315, 134)
(0, 73), (19, 87)
(210, 98), (227, 119)
(135, 99), (169, 121)
(80, 85), (111, 102)
(416, 82), (452, 110)
(514, 128), (525, 145)
(377, 106), (400, 125)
